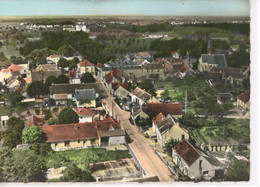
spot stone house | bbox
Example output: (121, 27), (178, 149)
(49, 83), (100, 105)
(172, 139), (227, 180)
(154, 115), (189, 147)
(73, 107), (95, 123)
(41, 116), (125, 151)
(31, 64), (61, 82)
(74, 89), (96, 108)
(198, 54), (227, 72)
(236, 90), (250, 111)
(144, 63), (165, 79)
(77, 59), (95, 75)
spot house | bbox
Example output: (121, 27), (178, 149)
(172, 139), (227, 180)
(97, 116), (126, 146)
(178, 66), (188, 79)
(49, 83), (100, 105)
(0, 64), (28, 84)
(41, 123), (99, 151)
(171, 51), (180, 59)
(131, 87), (155, 106)
(205, 72), (223, 87)
(24, 115), (43, 132)
(211, 67), (244, 85)
(67, 68), (80, 84)
(0, 116), (9, 130)
(41, 117), (125, 151)
(147, 102), (183, 117)
(144, 63), (165, 79)
(74, 89), (96, 108)
(217, 93), (234, 105)
(104, 68), (129, 92)
(131, 106), (149, 124)
(73, 108), (95, 123)
(236, 90), (250, 111)
(207, 141), (239, 152)
(114, 86), (130, 99)
(6, 76), (26, 92)
(152, 112), (164, 130)
(198, 54), (227, 72)
(46, 54), (61, 64)
(134, 59), (150, 66)
(134, 51), (152, 60)
(31, 64), (61, 82)
(154, 115), (189, 147)
(77, 59), (95, 75)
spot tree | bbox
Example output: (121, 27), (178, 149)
(31, 143), (53, 155)
(57, 57), (67, 70)
(56, 74), (69, 84)
(27, 81), (49, 97)
(161, 89), (171, 101)
(45, 75), (58, 87)
(80, 72), (95, 83)
(7, 92), (25, 106)
(61, 163), (94, 182)
(58, 45), (77, 57)
(164, 138), (179, 156)
(140, 80), (153, 91)
(1, 149), (47, 182)
(179, 113), (200, 128)
(1, 117), (25, 148)
(226, 159), (250, 181)
(22, 126), (43, 144)
(58, 107), (79, 124)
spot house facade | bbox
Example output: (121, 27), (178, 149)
(73, 107), (95, 123)
(74, 89), (96, 108)
(172, 140), (227, 180)
(155, 115), (189, 147)
(236, 90), (250, 110)
(198, 54), (227, 72)
(77, 59), (95, 75)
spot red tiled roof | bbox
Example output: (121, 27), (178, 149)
(2, 64), (24, 73)
(41, 117), (122, 142)
(78, 59), (94, 66)
(174, 139), (200, 166)
(153, 112), (164, 126)
(97, 63), (104, 68)
(237, 90), (250, 103)
(111, 82), (129, 91)
(26, 116), (43, 130)
(67, 68), (76, 78)
(180, 66), (187, 73)
(49, 54), (61, 58)
(41, 123), (99, 142)
(147, 102), (182, 116)
(96, 116), (121, 131)
(171, 51), (177, 55)
(105, 68), (125, 84)
(73, 108), (95, 116)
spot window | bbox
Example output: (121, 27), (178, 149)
(78, 140), (80, 143)
(83, 140), (86, 144)
(181, 134), (185, 140)
(65, 141), (70, 147)
(203, 171), (209, 175)
(91, 139), (96, 144)
(199, 160), (203, 168)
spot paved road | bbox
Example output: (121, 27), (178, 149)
(100, 86), (175, 182)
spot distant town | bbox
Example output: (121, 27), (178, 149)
(0, 16), (250, 182)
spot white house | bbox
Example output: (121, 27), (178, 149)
(0, 64), (28, 84)
(46, 54), (61, 64)
(130, 87), (159, 106)
(171, 51), (180, 59)
(73, 108), (95, 123)
(172, 139), (227, 180)
(0, 116), (9, 130)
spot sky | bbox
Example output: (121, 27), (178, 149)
(0, 0), (250, 17)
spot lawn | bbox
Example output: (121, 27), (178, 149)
(189, 118), (250, 145)
(0, 106), (13, 116)
(46, 148), (132, 169)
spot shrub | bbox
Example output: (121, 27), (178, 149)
(31, 143), (53, 155)
(34, 108), (40, 115)
(48, 118), (59, 125)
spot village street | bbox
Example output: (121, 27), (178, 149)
(98, 81), (175, 182)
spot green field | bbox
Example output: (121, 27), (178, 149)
(45, 148), (132, 169)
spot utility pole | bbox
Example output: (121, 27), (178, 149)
(184, 90), (188, 114)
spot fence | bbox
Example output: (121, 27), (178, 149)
(126, 143), (147, 177)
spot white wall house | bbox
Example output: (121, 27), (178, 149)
(73, 108), (95, 123)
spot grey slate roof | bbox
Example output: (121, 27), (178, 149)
(156, 115), (175, 134)
(202, 54), (227, 67)
(75, 89), (96, 100)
